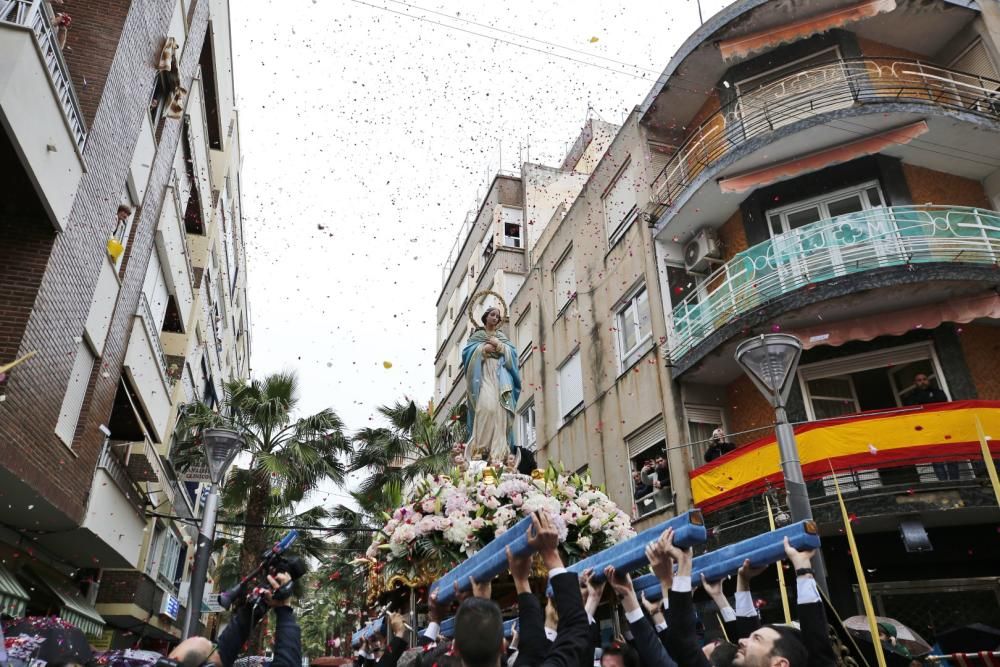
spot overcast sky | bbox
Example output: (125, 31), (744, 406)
(229, 0), (734, 498)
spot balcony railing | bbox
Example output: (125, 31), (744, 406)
(651, 57), (1000, 212)
(0, 0), (86, 150)
(669, 206), (1000, 361)
(138, 294), (170, 384)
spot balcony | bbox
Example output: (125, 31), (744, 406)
(668, 206), (1000, 365)
(690, 401), (1000, 531)
(649, 58), (1000, 222)
(123, 295), (172, 442)
(0, 0), (86, 230)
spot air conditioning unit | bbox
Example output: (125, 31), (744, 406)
(683, 228), (721, 272)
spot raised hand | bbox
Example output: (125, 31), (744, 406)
(737, 558), (767, 592)
(645, 537), (674, 589)
(783, 536), (814, 573)
(506, 545), (532, 594)
(527, 511), (562, 570)
(470, 574), (492, 599)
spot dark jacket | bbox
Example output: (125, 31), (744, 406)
(704, 441), (735, 463)
(666, 589), (710, 667)
(628, 611), (678, 667)
(514, 590), (547, 667)
(376, 635), (408, 667)
(903, 387), (947, 406)
(799, 599), (838, 667)
(217, 605), (301, 667)
(514, 572), (591, 667)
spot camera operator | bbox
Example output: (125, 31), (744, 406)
(210, 572), (301, 667)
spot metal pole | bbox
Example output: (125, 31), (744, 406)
(183, 482), (220, 639)
(773, 405), (829, 593)
(409, 587), (418, 648)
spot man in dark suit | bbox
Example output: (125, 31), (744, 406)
(903, 373), (957, 480)
(459, 510), (590, 667)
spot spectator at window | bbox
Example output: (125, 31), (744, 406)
(903, 373), (956, 481)
(704, 428), (735, 463)
(640, 455), (672, 508)
(632, 469), (651, 499)
(903, 373), (947, 406)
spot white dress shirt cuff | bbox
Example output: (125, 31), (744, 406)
(544, 627), (558, 642)
(654, 621), (668, 633)
(672, 575), (692, 593)
(423, 622), (440, 640)
(662, 597), (670, 611)
(548, 567), (568, 580)
(720, 606), (737, 622)
(625, 607), (646, 624)
(735, 591), (757, 617)
(797, 576), (821, 604)
(587, 613), (596, 625)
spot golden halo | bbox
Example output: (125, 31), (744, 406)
(467, 290), (509, 328)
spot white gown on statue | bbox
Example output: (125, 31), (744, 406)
(470, 355), (510, 465)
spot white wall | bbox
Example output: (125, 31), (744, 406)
(83, 470), (147, 567)
(0, 29), (85, 230)
(522, 164), (588, 257)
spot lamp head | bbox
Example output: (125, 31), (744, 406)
(202, 427), (243, 484)
(734, 333), (803, 407)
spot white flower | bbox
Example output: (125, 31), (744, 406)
(444, 517), (473, 545)
(577, 535), (592, 551)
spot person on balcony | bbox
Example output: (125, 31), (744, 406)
(704, 429), (736, 463)
(903, 374), (958, 481)
(632, 469), (652, 499)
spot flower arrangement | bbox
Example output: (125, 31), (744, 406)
(365, 463), (635, 587)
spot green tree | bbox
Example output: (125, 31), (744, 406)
(174, 372), (351, 580)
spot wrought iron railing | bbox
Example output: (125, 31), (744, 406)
(137, 294), (170, 384)
(668, 206), (1000, 361)
(0, 0), (86, 150)
(651, 57), (1000, 211)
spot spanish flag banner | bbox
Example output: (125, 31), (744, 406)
(690, 401), (1000, 512)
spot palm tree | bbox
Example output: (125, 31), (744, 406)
(349, 400), (463, 507)
(174, 371), (351, 579)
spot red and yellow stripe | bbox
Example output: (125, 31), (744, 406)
(690, 401), (1000, 512)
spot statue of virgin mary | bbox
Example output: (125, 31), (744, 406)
(461, 305), (521, 466)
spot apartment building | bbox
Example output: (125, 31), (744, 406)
(437, 0), (1000, 627)
(0, 0), (249, 649)
(433, 118), (617, 426)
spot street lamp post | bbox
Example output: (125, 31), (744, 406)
(182, 427), (243, 639)
(734, 333), (828, 592)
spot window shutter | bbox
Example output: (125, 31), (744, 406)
(557, 351), (584, 418)
(603, 158), (637, 240)
(627, 417), (666, 457)
(55, 342), (96, 446)
(684, 405), (723, 426)
(951, 40), (1000, 84)
(798, 342), (934, 381)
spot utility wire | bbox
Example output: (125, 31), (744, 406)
(144, 510), (378, 532)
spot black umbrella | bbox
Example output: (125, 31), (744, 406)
(935, 624), (1000, 655)
(2, 616), (95, 666)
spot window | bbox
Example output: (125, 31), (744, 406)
(616, 286), (652, 369)
(798, 342), (956, 493)
(112, 194), (137, 272)
(557, 350), (584, 423)
(603, 157), (638, 245)
(148, 71), (172, 133)
(518, 401), (537, 450)
(685, 405), (724, 468)
(437, 369), (447, 401)
(626, 418), (670, 518)
(501, 206), (523, 249)
(765, 181), (885, 237)
(55, 341), (96, 446)
(553, 250), (576, 314)
(665, 264), (701, 309)
(157, 530), (182, 589)
(515, 307), (533, 360)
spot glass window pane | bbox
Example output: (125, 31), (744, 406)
(768, 214), (784, 237)
(826, 194), (864, 218)
(666, 266), (698, 308)
(812, 398), (857, 419)
(866, 187), (883, 208)
(636, 290), (652, 341)
(808, 376), (854, 399)
(786, 207), (822, 230)
(619, 306), (637, 353)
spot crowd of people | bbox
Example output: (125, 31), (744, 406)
(350, 511), (834, 667)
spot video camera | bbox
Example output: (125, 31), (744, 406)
(218, 530), (308, 618)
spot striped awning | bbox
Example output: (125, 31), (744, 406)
(34, 574), (106, 637)
(0, 565), (29, 618)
